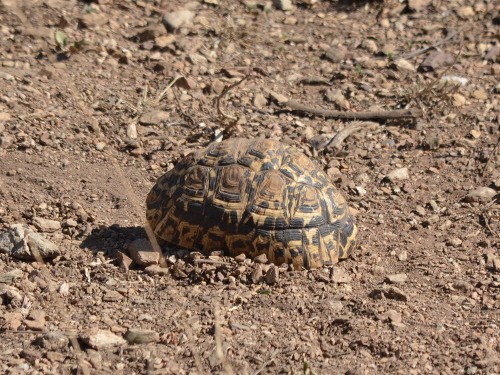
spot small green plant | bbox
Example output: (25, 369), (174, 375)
(387, 51), (394, 61)
(405, 39), (413, 50)
(264, 6), (272, 14)
(355, 64), (364, 76)
(291, 362), (320, 375)
(55, 30), (84, 53)
(278, 45), (286, 52)
(282, 32), (289, 39)
(245, 3), (256, 11)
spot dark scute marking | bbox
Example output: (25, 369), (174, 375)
(325, 240), (335, 252)
(205, 204), (225, 221)
(290, 217), (305, 228)
(198, 158), (212, 166)
(238, 157), (254, 168)
(259, 200), (270, 209)
(303, 175), (312, 185)
(228, 210), (239, 223)
(274, 248), (285, 259)
(263, 216), (276, 229)
(284, 229), (303, 242)
(184, 187), (204, 197)
(185, 167), (206, 190)
(308, 216), (326, 227)
(217, 191), (242, 203)
(260, 162), (275, 171)
(290, 247), (301, 258)
(248, 149), (267, 159)
(186, 201), (204, 214)
(219, 156), (236, 165)
(208, 232), (223, 242)
(303, 235), (310, 246)
(256, 228), (272, 238)
(289, 163), (303, 175)
(274, 217), (287, 230)
(233, 239), (247, 249)
(340, 232), (348, 248)
(298, 205), (314, 213)
(341, 217), (356, 236)
(311, 234), (320, 246)
(280, 169), (294, 180)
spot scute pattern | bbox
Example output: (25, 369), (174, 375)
(146, 138), (358, 270)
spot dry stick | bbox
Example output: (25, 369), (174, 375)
(399, 24), (469, 60)
(284, 99), (422, 121)
(172, 87), (196, 126)
(216, 75), (250, 121)
(325, 121), (379, 152)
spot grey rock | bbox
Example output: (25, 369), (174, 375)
(0, 136), (14, 148)
(103, 290), (124, 302)
(369, 286), (408, 301)
(0, 269), (23, 283)
(24, 231), (60, 260)
(145, 265), (169, 276)
(265, 265), (279, 285)
(419, 51), (454, 72)
(80, 328), (126, 349)
(253, 253), (268, 264)
(324, 47), (345, 63)
(452, 280), (473, 291)
(162, 10), (194, 32)
(250, 264), (263, 284)
(423, 130), (442, 150)
(331, 267), (352, 283)
(384, 168), (409, 182)
(128, 238), (159, 266)
(117, 251), (133, 271)
(0, 224), (60, 260)
(273, 0), (292, 10)
(385, 273), (408, 284)
(32, 217), (61, 233)
(139, 110), (170, 125)
(124, 329), (160, 344)
(38, 332), (70, 351)
(465, 187), (496, 203)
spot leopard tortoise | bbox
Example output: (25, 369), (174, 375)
(146, 138), (357, 270)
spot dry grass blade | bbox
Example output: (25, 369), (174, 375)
(216, 75), (250, 121)
(154, 75), (184, 105)
(214, 305), (236, 375)
(400, 24), (469, 60)
(482, 137), (500, 176)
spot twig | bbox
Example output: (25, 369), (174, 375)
(325, 121), (379, 153)
(482, 137), (500, 176)
(194, 259), (232, 265)
(216, 75), (250, 121)
(172, 87), (196, 126)
(283, 99), (422, 121)
(399, 24), (469, 60)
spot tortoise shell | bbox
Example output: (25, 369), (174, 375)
(146, 138), (357, 270)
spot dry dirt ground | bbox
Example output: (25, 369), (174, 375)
(1, 0), (500, 374)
